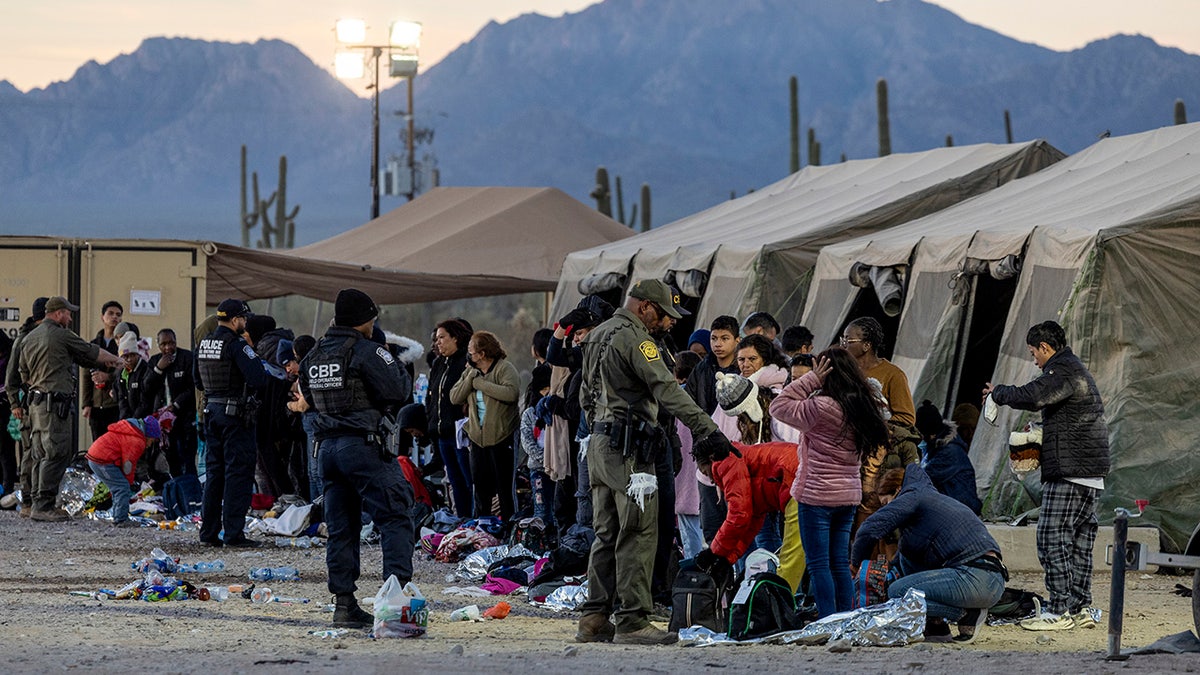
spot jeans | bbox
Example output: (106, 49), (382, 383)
(531, 470), (556, 525)
(437, 435), (473, 517)
(678, 513), (704, 559)
(797, 502), (856, 618)
(887, 559), (1006, 621)
(89, 460), (132, 522)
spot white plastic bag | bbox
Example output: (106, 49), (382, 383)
(373, 574), (427, 638)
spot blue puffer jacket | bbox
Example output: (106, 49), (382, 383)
(851, 464), (999, 572)
(990, 347), (1110, 481)
(924, 429), (982, 515)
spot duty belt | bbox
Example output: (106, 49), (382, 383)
(593, 421), (618, 437)
(205, 397), (245, 405)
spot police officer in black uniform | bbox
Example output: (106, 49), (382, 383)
(298, 288), (415, 628)
(195, 298), (268, 547)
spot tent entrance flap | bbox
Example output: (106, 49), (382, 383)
(848, 263), (906, 317)
(578, 271), (628, 311)
(945, 272), (1020, 415)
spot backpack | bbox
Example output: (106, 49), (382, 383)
(990, 587), (1045, 620)
(668, 565), (731, 633)
(163, 474), (203, 519)
(727, 571), (802, 640)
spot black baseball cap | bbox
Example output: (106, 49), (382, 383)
(215, 298), (252, 320)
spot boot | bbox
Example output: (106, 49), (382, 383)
(614, 624), (677, 645)
(333, 594), (374, 628)
(574, 613), (616, 643)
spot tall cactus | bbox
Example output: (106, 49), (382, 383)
(590, 166), (613, 217)
(1004, 110), (1013, 143)
(807, 128), (820, 166)
(789, 75), (800, 173)
(615, 175), (626, 223)
(946, 134), (954, 147)
(240, 145), (261, 247)
(1175, 99), (1188, 125)
(876, 78), (891, 157)
(639, 183), (651, 233)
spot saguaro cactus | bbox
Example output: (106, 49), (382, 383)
(639, 183), (651, 233)
(877, 78), (891, 157)
(240, 146), (300, 249)
(590, 166), (613, 217)
(1175, 99), (1188, 125)
(789, 76), (800, 173)
(1004, 110), (1014, 143)
(807, 128), (821, 166)
(240, 145), (260, 247)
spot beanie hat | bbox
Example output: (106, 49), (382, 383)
(275, 339), (295, 365)
(141, 415), (162, 440)
(31, 297), (48, 321)
(688, 329), (711, 354)
(334, 288), (378, 327)
(118, 332), (140, 357)
(715, 372), (762, 422)
(245, 315), (276, 345)
(915, 400), (944, 438)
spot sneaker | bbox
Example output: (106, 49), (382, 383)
(1019, 613), (1075, 631)
(613, 624), (677, 645)
(575, 613), (616, 643)
(31, 508), (70, 522)
(923, 617), (954, 643)
(199, 538), (224, 548)
(953, 608), (988, 644)
(0, 493), (18, 509)
(1072, 608), (1098, 629)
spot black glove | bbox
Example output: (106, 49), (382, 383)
(695, 549), (732, 579)
(558, 308), (596, 332)
(692, 430), (741, 463)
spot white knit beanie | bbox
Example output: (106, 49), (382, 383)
(715, 372), (762, 422)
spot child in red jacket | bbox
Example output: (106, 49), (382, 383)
(86, 416), (161, 526)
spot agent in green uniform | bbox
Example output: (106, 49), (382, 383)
(16, 296), (122, 521)
(575, 279), (736, 645)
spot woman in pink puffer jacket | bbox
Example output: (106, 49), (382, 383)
(770, 348), (889, 618)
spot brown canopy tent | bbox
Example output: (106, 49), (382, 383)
(205, 186), (633, 304)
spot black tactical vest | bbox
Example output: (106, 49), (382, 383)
(306, 333), (371, 415)
(196, 331), (243, 395)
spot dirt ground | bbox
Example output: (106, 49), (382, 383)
(1, 511), (1198, 674)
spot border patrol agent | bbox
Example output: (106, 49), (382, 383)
(5, 296), (47, 515)
(17, 296), (122, 521)
(195, 298), (268, 547)
(575, 279), (737, 645)
(298, 288), (415, 628)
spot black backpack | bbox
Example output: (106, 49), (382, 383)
(669, 566), (730, 632)
(727, 572), (802, 641)
(990, 587), (1045, 620)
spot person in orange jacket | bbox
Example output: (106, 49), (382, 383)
(86, 415), (161, 526)
(692, 441), (805, 592)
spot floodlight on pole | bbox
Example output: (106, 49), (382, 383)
(334, 17), (422, 219)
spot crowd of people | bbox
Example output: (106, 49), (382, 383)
(0, 284), (1110, 640)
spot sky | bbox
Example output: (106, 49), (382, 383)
(1, 0), (1198, 97)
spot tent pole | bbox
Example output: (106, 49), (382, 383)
(544, 291), (552, 326)
(311, 299), (323, 336)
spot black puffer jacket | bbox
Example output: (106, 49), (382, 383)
(991, 347), (1110, 481)
(426, 350), (468, 438)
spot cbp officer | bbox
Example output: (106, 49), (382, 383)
(575, 279), (737, 645)
(195, 298), (268, 547)
(298, 288), (415, 628)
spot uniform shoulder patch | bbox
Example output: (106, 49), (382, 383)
(242, 345), (257, 360)
(376, 346), (396, 365)
(638, 340), (660, 362)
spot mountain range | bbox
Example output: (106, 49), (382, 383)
(2, 0), (1200, 244)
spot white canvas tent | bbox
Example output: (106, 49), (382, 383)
(551, 141), (1063, 326)
(805, 123), (1200, 548)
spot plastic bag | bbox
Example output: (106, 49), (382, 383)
(372, 574), (427, 638)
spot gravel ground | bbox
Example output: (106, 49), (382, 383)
(1, 510), (1198, 674)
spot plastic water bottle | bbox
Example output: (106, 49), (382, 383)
(178, 559), (226, 573)
(414, 373), (429, 405)
(248, 566), (300, 582)
(250, 587), (274, 603)
(205, 586), (230, 601)
(274, 536), (317, 549)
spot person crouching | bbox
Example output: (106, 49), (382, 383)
(86, 415), (161, 526)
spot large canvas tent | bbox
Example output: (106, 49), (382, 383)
(805, 123), (1200, 549)
(550, 141), (1063, 327)
(207, 186), (634, 304)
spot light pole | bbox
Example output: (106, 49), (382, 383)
(335, 18), (422, 220)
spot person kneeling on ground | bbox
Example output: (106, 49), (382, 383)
(692, 441), (805, 592)
(851, 465), (1007, 644)
(86, 415), (161, 527)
